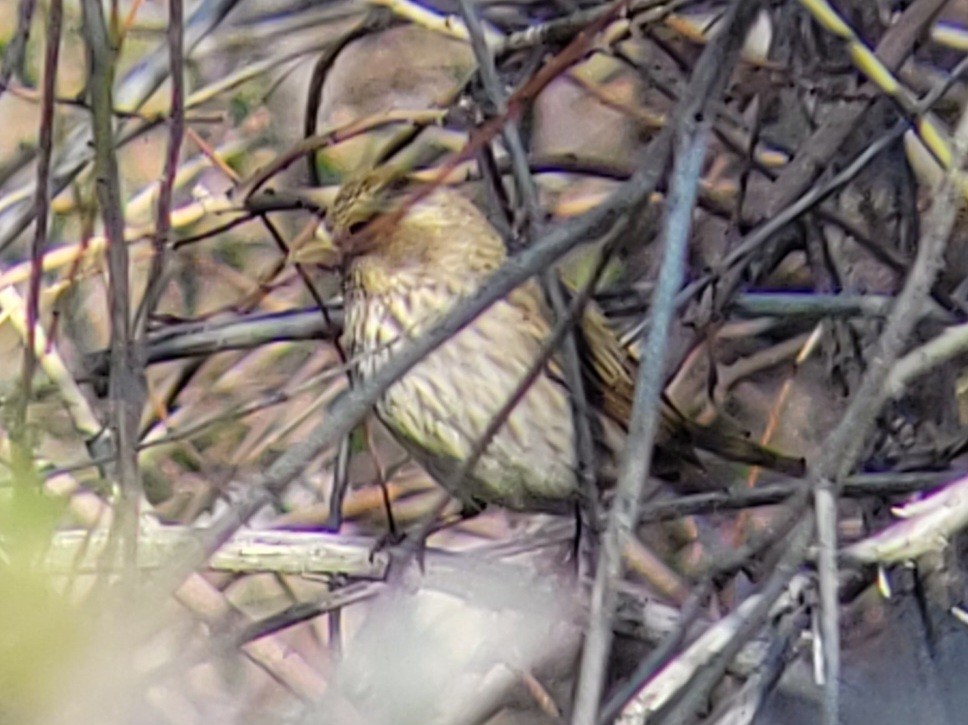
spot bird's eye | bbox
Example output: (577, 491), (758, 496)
(347, 220), (368, 236)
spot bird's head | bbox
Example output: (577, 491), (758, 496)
(327, 168), (398, 240)
(296, 170), (508, 293)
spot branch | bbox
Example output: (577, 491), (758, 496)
(572, 3), (764, 721)
(81, 0), (143, 576)
(45, 527), (389, 578)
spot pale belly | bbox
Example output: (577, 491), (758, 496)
(344, 288), (579, 512)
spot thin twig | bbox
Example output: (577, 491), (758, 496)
(676, 122), (908, 309)
(648, 521), (811, 724)
(402, 226), (628, 560)
(882, 321), (968, 402)
(46, 527), (389, 577)
(303, 8), (397, 185)
(136, 0), (185, 332)
(81, 0), (143, 579)
(760, 0), (947, 220)
(637, 470), (956, 523)
(601, 490), (812, 722)
(86, 288), (963, 379)
(0, 0), (242, 251)
(0, 0), (36, 97)
(21, 0), (62, 433)
(808, 70), (968, 725)
(571, 3), (762, 721)
(456, 0), (601, 538)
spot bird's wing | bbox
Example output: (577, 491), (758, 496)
(575, 302), (696, 456)
(575, 302), (636, 424)
(503, 282), (568, 378)
(576, 299), (805, 476)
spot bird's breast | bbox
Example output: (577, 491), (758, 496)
(342, 276), (580, 511)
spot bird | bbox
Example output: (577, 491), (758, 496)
(303, 169), (804, 514)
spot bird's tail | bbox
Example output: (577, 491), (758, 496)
(682, 420), (806, 477)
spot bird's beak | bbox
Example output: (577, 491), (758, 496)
(289, 222), (341, 265)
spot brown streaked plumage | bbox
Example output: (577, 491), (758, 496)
(318, 172), (803, 513)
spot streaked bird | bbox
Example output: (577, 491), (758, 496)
(302, 171), (803, 513)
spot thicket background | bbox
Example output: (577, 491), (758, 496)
(3, 0), (968, 723)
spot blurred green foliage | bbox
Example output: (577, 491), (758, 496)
(0, 450), (78, 722)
